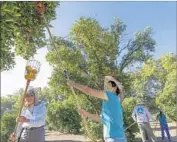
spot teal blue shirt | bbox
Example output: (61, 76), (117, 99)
(157, 113), (167, 125)
(101, 91), (126, 141)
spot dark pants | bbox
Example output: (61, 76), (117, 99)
(160, 123), (171, 140)
(19, 126), (45, 142)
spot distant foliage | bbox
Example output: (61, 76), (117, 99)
(46, 100), (81, 134)
(1, 111), (17, 142)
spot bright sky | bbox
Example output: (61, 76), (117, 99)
(1, 2), (176, 96)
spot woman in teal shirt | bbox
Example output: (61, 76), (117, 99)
(67, 76), (127, 142)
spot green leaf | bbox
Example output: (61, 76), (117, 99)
(2, 8), (13, 13)
(14, 13), (21, 17)
(5, 19), (14, 22)
(1, 3), (7, 10)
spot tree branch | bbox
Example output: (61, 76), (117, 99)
(118, 39), (132, 56)
(120, 44), (141, 72)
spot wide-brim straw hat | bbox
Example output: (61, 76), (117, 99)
(104, 76), (123, 91)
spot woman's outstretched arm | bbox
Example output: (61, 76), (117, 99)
(67, 80), (108, 100)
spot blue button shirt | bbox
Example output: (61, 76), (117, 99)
(16, 101), (46, 138)
(101, 91), (126, 141)
(21, 101), (46, 128)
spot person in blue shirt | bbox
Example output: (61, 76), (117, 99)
(67, 76), (127, 142)
(9, 88), (46, 142)
(156, 110), (171, 142)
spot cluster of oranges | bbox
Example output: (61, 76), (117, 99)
(25, 66), (38, 80)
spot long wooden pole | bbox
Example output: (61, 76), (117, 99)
(125, 122), (137, 131)
(42, 12), (96, 141)
(14, 80), (30, 134)
(64, 71), (96, 142)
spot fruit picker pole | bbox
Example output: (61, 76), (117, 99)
(13, 60), (41, 136)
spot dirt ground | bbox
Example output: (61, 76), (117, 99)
(45, 122), (177, 142)
(45, 131), (90, 142)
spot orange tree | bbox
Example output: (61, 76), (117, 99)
(0, 1), (59, 71)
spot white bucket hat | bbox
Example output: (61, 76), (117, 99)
(26, 87), (40, 105)
(104, 76), (123, 91)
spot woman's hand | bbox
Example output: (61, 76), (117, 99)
(117, 82), (123, 91)
(67, 80), (75, 87)
(78, 109), (88, 118)
(16, 116), (30, 123)
(9, 132), (16, 142)
(78, 108), (101, 122)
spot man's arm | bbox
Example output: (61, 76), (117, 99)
(145, 108), (154, 122)
(132, 108), (137, 122)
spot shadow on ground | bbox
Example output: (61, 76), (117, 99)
(135, 136), (177, 142)
(153, 126), (177, 131)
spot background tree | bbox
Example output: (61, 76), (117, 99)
(1, 111), (17, 142)
(155, 54), (176, 121)
(1, 89), (22, 116)
(46, 99), (81, 134)
(1, 90), (21, 142)
(129, 53), (176, 120)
